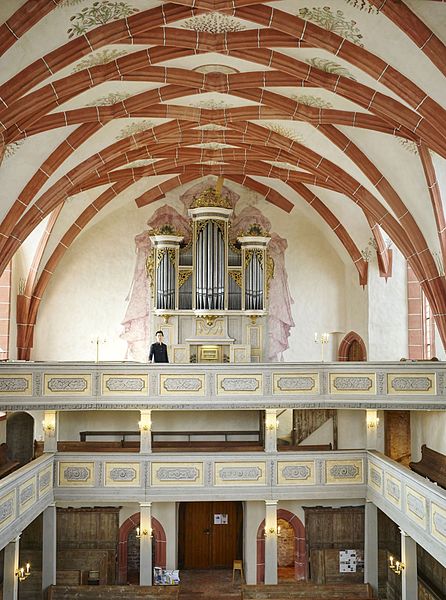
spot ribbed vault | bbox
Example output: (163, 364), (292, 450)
(0, 0), (445, 356)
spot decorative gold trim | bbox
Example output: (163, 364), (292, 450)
(190, 187), (232, 209)
(228, 269), (242, 287)
(146, 250), (155, 295)
(178, 270), (192, 288)
(148, 224), (183, 236)
(238, 223), (271, 237)
(266, 254), (274, 298)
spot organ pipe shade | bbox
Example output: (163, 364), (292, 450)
(156, 250), (176, 310)
(196, 221), (225, 310)
(245, 251), (264, 310)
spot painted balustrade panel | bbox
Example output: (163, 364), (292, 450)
(0, 454), (54, 549)
(0, 362), (444, 410)
(367, 451), (446, 567)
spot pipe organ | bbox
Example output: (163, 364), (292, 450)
(147, 186), (271, 362)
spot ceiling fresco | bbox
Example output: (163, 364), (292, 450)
(0, 0), (446, 346)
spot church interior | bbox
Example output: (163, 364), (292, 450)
(0, 0), (445, 598)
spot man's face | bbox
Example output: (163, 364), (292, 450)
(156, 332), (164, 343)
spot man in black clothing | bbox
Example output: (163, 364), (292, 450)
(148, 330), (169, 363)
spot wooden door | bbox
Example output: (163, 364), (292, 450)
(179, 501), (242, 569)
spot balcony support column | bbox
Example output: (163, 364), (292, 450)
(42, 503), (57, 593)
(401, 529), (417, 600)
(3, 536), (20, 600)
(264, 500), (278, 584)
(364, 501), (378, 594)
(140, 502), (152, 586)
(264, 410), (277, 453)
(139, 410), (152, 454)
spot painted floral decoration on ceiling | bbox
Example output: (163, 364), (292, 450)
(72, 49), (128, 72)
(116, 120), (155, 140)
(298, 6), (364, 46)
(265, 123), (304, 144)
(189, 99), (234, 110)
(291, 94), (333, 109)
(67, 1), (139, 38)
(306, 57), (356, 80)
(344, 0), (379, 15)
(182, 13), (246, 33)
(396, 138), (419, 155)
(57, 0), (85, 7)
(3, 141), (24, 160)
(86, 92), (131, 106)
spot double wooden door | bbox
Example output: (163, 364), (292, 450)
(179, 501), (243, 569)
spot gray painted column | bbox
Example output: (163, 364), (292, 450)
(43, 410), (57, 453)
(364, 501), (378, 593)
(139, 410), (152, 454)
(140, 502), (152, 586)
(401, 529), (417, 600)
(264, 410), (277, 453)
(3, 537), (20, 600)
(264, 500), (278, 584)
(42, 504), (57, 593)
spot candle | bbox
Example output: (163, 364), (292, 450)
(26, 563), (30, 574)
(389, 556), (394, 567)
(314, 333), (318, 342)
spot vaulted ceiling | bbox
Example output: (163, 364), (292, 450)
(1, 0), (446, 351)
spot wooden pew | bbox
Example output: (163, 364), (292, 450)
(241, 582), (375, 599)
(278, 443), (333, 452)
(47, 584), (179, 599)
(409, 445), (446, 489)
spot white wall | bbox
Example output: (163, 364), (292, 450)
(337, 410), (366, 449)
(367, 249), (408, 360)
(411, 411), (446, 460)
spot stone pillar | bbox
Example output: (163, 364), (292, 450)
(139, 410), (152, 454)
(401, 530), (417, 600)
(264, 410), (277, 453)
(264, 501), (278, 584)
(140, 502), (152, 586)
(3, 537), (20, 600)
(42, 504), (57, 593)
(43, 410), (57, 453)
(364, 501), (378, 593)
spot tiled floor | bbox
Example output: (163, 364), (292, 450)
(178, 569), (243, 599)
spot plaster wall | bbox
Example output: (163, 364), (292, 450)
(344, 262), (369, 351)
(367, 249), (408, 360)
(411, 412), (446, 460)
(337, 410), (366, 449)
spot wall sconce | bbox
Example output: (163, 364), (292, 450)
(42, 421), (55, 433)
(138, 421), (151, 432)
(264, 526), (281, 537)
(367, 416), (380, 430)
(266, 420), (279, 431)
(389, 556), (405, 575)
(136, 527), (153, 539)
(15, 563), (31, 581)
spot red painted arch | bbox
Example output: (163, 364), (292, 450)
(256, 509), (306, 584)
(338, 331), (367, 361)
(118, 513), (166, 585)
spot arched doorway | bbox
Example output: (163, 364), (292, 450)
(6, 412), (34, 466)
(256, 509), (306, 583)
(338, 332), (367, 361)
(118, 513), (166, 584)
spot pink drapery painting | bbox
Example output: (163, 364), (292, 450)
(120, 182), (294, 362)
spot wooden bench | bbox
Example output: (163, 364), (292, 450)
(0, 443), (20, 478)
(409, 445), (446, 489)
(278, 443), (332, 452)
(241, 582), (375, 599)
(47, 584), (179, 599)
